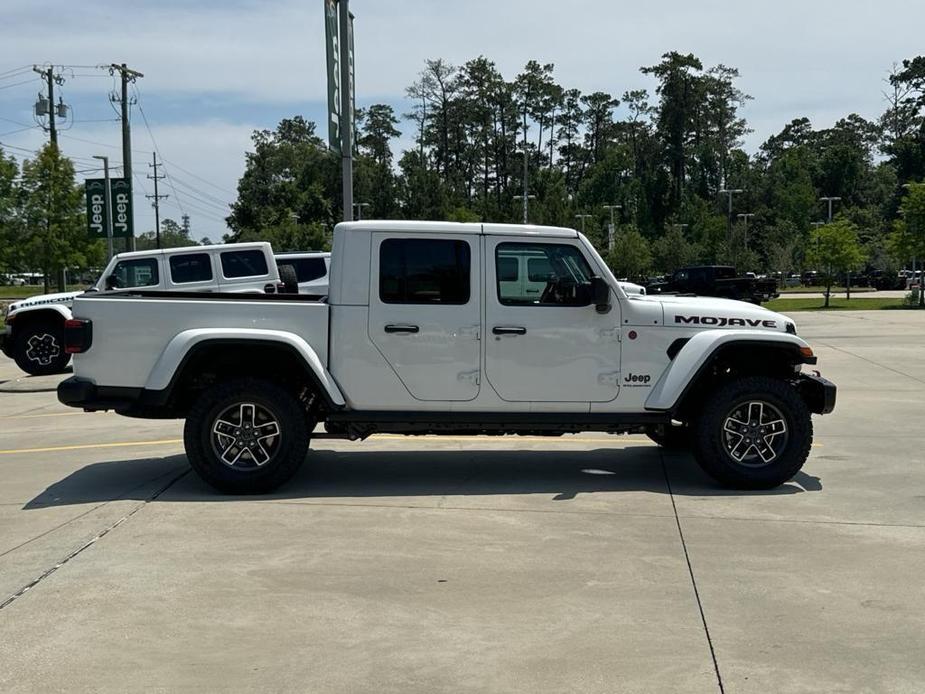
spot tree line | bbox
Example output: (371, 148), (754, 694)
(2, 51), (925, 290)
(226, 51), (925, 282)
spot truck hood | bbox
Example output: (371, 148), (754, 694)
(648, 294), (792, 333)
(7, 290), (83, 316)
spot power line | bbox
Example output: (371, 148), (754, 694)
(0, 65), (32, 79)
(158, 156), (236, 196)
(0, 78), (38, 91)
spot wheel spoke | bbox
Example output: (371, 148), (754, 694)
(754, 437), (776, 463)
(747, 402), (763, 426)
(764, 418), (786, 435)
(255, 421), (280, 439)
(251, 441), (272, 465)
(219, 440), (245, 466)
(729, 436), (752, 462)
(240, 404), (257, 428)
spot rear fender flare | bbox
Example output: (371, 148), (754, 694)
(645, 330), (811, 412)
(146, 328), (346, 407)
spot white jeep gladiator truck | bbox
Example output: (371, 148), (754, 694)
(58, 221), (835, 493)
(2, 243), (280, 376)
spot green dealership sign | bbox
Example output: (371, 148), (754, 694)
(85, 178), (133, 239)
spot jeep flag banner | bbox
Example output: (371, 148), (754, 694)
(85, 178), (133, 239)
(324, 0), (355, 153)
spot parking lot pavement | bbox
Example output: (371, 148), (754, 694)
(1, 311), (925, 692)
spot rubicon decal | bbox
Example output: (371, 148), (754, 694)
(675, 315), (777, 328)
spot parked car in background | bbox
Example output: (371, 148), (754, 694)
(646, 265), (779, 304)
(274, 252), (331, 295)
(2, 243), (280, 376)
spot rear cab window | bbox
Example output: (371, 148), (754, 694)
(170, 253), (213, 284)
(379, 238), (470, 304)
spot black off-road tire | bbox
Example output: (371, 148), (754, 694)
(646, 423), (692, 450)
(13, 318), (71, 376)
(692, 376), (812, 489)
(184, 378), (311, 494)
(277, 264), (299, 294)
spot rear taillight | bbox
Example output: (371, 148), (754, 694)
(64, 319), (93, 354)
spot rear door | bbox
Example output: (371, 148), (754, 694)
(484, 238), (622, 403)
(166, 251), (217, 292)
(369, 233), (481, 401)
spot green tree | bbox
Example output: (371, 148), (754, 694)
(898, 182), (925, 305)
(606, 226), (651, 281)
(806, 219), (867, 306)
(226, 117), (339, 247)
(135, 218), (200, 250)
(0, 148), (21, 275)
(19, 144), (103, 292)
(651, 224), (698, 273)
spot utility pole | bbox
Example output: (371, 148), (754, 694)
(33, 66), (66, 145)
(737, 213), (755, 249)
(353, 202), (370, 220)
(92, 156), (114, 262)
(513, 194), (536, 224)
(575, 214), (592, 235)
(719, 187), (744, 251)
(819, 196), (842, 223)
(146, 152), (168, 248)
(603, 204), (622, 252)
(110, 63), (143, 250)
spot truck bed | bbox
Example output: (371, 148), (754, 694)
(71, 292), (330, 389)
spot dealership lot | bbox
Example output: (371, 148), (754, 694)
(1, 311), (924, 693)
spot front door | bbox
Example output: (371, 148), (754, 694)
(369, 233), (481, 401)
(484, 238), (622, 403)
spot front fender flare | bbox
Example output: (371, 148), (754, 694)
(145, 328), (346, 407)
(645, 330), (812, 412)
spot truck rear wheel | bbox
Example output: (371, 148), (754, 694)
(184, 378), (310, 494)
(691, 376), (812, 489)
(13, 318), (71, 376)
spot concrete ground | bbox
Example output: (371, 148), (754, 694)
(1, 311), (924, 693)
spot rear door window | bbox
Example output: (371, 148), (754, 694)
(379, 238), (470, 304)
(109, 258), (159, 288)
(283, 257), (328, 282)
(221, 250), (269, 279)
(170, 253), (213, 284)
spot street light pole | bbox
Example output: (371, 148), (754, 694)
(819, 196), (842, 223)
(93, 155), (114, 262)
(513, 194), (536, 224)
(353, 202), (370, 220)
(719, 188), (744, 247)
(574, 214), (592, 235)
(737, 213), (755, 249)
(603, 204), (622, 252)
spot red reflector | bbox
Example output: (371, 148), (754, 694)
(64, 319), (92, 354)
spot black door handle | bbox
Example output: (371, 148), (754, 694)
(384, 324), (420, 334)
(492, 326), (527, 335)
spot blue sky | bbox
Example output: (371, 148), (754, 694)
(1, 0), (923, 241)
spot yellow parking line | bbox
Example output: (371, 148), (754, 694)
(0, 438), (183, 455)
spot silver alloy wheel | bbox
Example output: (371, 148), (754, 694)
(25, 333), (61, 365)
(721, 400), (789, 467)
(210, 402), (282, 469)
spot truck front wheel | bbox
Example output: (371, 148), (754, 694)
(691, 376), (812, 489)
(184, 379), (311, 494)
(13, 318), (71, 376)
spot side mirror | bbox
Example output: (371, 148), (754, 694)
(591, 276), (611, 313)
(104, 275), (116, 290)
